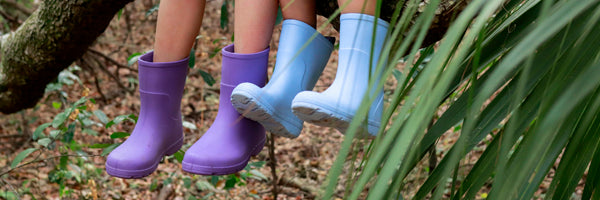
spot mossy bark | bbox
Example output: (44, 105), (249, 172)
(0, 0), (133, 114)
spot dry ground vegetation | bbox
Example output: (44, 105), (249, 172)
(0, 1), (580, 200)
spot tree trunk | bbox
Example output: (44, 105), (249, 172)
(0, 0), (133, 114)
(0, 0), (466, 114)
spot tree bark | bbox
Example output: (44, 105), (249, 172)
(0, 0), (467, 114)
(0, 0), (133, 114)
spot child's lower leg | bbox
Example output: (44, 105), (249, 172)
(280, 0), (316, 27)
(338, 0), (376, 15)
(154, 0), (206, 62)
(234, 0), (278, 54)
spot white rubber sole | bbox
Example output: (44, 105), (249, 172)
(231, 89), (302, 138)
(291, 101), (379, 137)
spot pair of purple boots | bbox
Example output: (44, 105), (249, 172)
(105, 44), (270, 178)
(106, 19), (336, 178)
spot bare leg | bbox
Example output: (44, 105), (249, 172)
(280, 0), (316, 27)
(154, 0), (206, 62)
(338, 0), (376, 15)
(234, 0), (278, 54)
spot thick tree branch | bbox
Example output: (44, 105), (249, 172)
(0, 0), (133, 114)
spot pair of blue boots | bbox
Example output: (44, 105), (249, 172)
(231, 13), (389, 138)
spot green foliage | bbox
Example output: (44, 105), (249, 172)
(322, 0), (600, 199)
(220, 0), (229, 30)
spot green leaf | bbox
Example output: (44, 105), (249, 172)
(101, 143), (121, 156)
(224, 175), (238, 190)
(93, 110), (109, 124)
(74, 97), (87, 106)
(11, 148), (38, 168)
(220, 0), (229, 29)
(0, 191), (17, 200)
(52, 101), (62, 109)
(150, 179), (158, 191)
(82, 129), (98, 136)
(88, 143), (113, 149)
(183, 177), (192, 188)
(173, 150), (184, 163)
(188, 48), (196, 69)
(210, 176), (219, 186)
(62, 123), (75, 143)
(33, 122), (51, 140)
(275, 7), (283, 25)
(198, 70), (216, 86)
(110, 132), (130, 139)
(52, 108), (72, 128)
(196, 180), (215, 191)
(249, 169), (267, 181)
(49, 129), (61, 139)
(127, 52), (143, 66)
(117, 8), (123, 20)
(106, 114), (136, 128)
(38, 138), (52, 148)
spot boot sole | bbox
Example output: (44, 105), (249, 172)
(231, 90), (301, 138)
(181, 138), (265, 175)
(105, 137), (183, 179)
(292, 101), (378, 137)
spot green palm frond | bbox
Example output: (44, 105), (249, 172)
(321, 0), (600, 199)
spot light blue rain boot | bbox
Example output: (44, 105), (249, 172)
(292, 13), (389, 136)
(230, 19), (335, 138)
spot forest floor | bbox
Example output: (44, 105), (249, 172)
(0, 1), (574, 200)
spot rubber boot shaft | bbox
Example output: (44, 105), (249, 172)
(182, 44), (268, 175)
(106, 52), (188, 178)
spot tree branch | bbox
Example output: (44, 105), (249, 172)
(0, 0), (134, 114)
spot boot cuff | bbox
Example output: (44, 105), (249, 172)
(222, 44), (270, 60)
(138, 51), (189, 68)
(341, 13), (390, 29)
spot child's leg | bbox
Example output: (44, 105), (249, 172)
(154, 0), (206, 62)
(181, 0), (277, 175)
(106, 1), (206, 179)
(338, 0), (376, 15)
(231, 0), (336, 138)
(280, 0), (316, 27)
(234, 0), (278, 54)
(292, 0), (388, 137)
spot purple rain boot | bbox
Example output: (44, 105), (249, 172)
(182, 44), (268, 175)
(106, 52), (188, 179)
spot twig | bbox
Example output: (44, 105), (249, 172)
(87, 48), (138, 72)
(0, 0), (33, 15)
(0, 8), (19, 26)
(279, 177), (318, 198)
(87, 53), (134, 94)
(0, 177), (21, 199)
(268, 133), (279, 199)
(157, 184), (173, 200)
(0, 153), (101, 176)
(0, 134), (27, 138)
(77, 58), (108, 102)
(20, 111), (30, 137)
